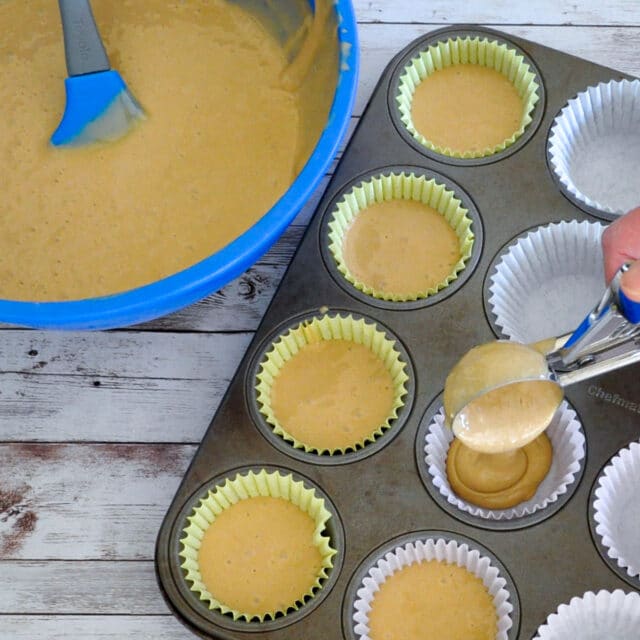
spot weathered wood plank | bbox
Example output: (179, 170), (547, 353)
(353, 0), (640, 26)
(0, 330), (251, 442)
(0, 327), (251, 379)
(0, 444), (194, 560)
(135, 225), (305, 333)
(0, 616), (192, 640)
(0, 562), (168, 614)
(0, 372), (226, 442)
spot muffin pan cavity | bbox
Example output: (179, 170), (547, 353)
(416, 393), (587, 531)
(167, 465), (345, 635)
(534, 590), (640, 640)
(548, 79), (640, 221)
(320, 166), (484, 310)
(156, 25), (640, 640)
(388, 29), (546, 166)
(589, 441), (640, 590)
(343, 531), (520, 640)
(484, 220), (606, 343)
(247, 309), (415, 464)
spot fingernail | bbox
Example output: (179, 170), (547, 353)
(621, 261), (640, 302)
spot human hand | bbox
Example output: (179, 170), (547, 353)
(601, 207), (640, 302)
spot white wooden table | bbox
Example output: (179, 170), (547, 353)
(1, 2), (640, 637)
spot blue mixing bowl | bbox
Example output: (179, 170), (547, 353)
(2, 0), (358, 330)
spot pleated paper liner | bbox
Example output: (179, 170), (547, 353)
(486, 220), (606, 343)
(326, 172), (474, 302)
(395, 36), (540, 158)
(351, 535), (515, 640)
(534, 590), (640, 640)
(255, 313), (409, 455)
(179, 469), (336, 622)
(423, 401), (585, 521)
(548, 79), (640, 220)
(593, 440), (640, 581)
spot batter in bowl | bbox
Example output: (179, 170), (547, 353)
(0, 0), (336, 300)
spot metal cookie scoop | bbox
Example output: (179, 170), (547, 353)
(445, 263), (640, 453)
(546, 262), (640, 386)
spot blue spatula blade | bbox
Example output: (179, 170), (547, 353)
(51, 70), (136, 146)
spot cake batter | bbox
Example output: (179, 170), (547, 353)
(343, 199), (462, 297)
(197, 496), (323, 616)
(444, 341), (563, 453)
(447, 433), (553, 509)
(411, 64), (523, 154)
(367, 559), (498, 640)
(270, 339), (395, 450)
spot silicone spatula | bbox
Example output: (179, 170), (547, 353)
(51, 0), (144, 147)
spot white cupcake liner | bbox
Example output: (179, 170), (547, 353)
(424, 401), (585, 520)
(593, 440), (640, 579)
(548, 79), (640, 217)
(534, 589), (640, 640)
(487, 220), (605, 343)
(352, 536), (514, 640)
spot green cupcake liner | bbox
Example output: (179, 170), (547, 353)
(327, 172), (474, 301)
(397, 36), (540, 158)
(256, 313), (409, 454)
(179, 469), (336, 622)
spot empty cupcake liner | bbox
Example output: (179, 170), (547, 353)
(327, 172), (474, 301)
(593, 440), (640, 579)
(255, 313), (409, 455)
(534, 590), (640, 640)
(396, 36), (540, 158)
(352, 536), (514, 640)
(487, 219), (606, 343)
(179, 469), (336, 622)
(548, 79), (640, 218)
(424, 401), (585, 520)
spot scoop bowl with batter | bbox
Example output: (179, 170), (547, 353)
(445, 264), (640, 454)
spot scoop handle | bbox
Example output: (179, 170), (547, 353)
(619, 289), (640, 324)
(58, 0), (110, 77)
(619, 261), (640, 323)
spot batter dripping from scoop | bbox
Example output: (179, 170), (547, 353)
(442, 208), (640, 507)
(443, 341), (563, 454)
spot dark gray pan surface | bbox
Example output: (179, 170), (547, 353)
(156, 26), (640, 640)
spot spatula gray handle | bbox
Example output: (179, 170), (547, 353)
(58, 0), (110, 76)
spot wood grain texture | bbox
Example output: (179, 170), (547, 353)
(0, 562), (168, 614)
(0, 331), (251, 442)
(0, 616), (192, 639)
(0, 444), (194, 560)
(354, 0), (640, 25)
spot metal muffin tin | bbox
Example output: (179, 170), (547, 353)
(156, 26), (640, 639)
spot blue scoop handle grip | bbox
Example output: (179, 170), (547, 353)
(619, 288), (640, 324)
(563, 264), (640, 350)
(58, 0), (110, 77)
